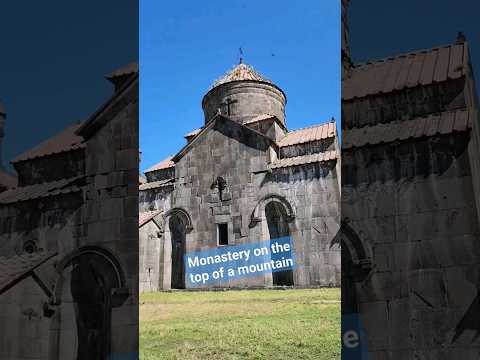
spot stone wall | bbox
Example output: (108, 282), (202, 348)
(139, 218), (163, 292)
(81, 86), (139, 356)
(202, 81), (287, 125)
(343, 79), (466, 128)
(14, 149), (84, 186)
(0, 193), (83, 360)
(139, 184), (173, 212)
(342, 133), (480, 358)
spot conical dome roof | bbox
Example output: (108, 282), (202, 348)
(203, 62), (286, 126)
(211, 63), (272, 89)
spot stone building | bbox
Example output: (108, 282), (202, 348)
(140, 62), (341, 291)
(342, 0), (480, 357)
(0, 63), (138, 359)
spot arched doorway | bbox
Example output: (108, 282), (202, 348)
(339, 222), (372, 314)
(265, 201), (294, 286)
(169, 214), (187, 289)
(51, 247), (127, 360)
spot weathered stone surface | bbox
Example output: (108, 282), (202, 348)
(342, 3), (480, 357)
(0, 69), (138, 359)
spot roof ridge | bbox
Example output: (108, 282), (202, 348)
(353, 41), (465, 68)
(288, 120), (335, 133)
(12, 122), (85, 164)
(144, 155), (175, 173)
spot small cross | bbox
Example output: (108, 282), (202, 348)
(211, 176), (227, 201)
(221, 98), (238, 116)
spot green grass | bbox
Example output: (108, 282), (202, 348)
(140, 288), (340, 360)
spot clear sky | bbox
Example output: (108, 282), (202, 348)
(0, 1), (137, 172)
(140, 0), (341, 173)
(349, 0), (480, 81)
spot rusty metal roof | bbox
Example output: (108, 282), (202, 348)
(343, 42), (468, 100)
(342, 109), (472, 149)
(0, 251), (57, 295)
(144, 156), (175, 173)
(278, 121), (336, 147)
(139, 210), (162, 227)
(0, 176), (83, 204)
(211, 63), (272, 89)
(139, 178), (174, 191)
(270, 150), (337, 169)
(12, 122), (85, 163)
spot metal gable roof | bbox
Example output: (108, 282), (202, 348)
(144, 156), (175, 174)
(278, 121), (336, 147)
(12, 122), (85, 164)
(270, 150), (338, 169)
(343, 42), (468, 101)
(342, 108), (472, 149)
(0, 176), (83, 204)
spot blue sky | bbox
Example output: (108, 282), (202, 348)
(140, 0), (341, 173)
(349, 0), (480, 78)
(0, 1), (137, 172)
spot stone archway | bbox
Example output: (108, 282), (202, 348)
(50, 246), (127, 360)
(250, 194), (296, 286)
(161, 208), (193, 289)
(265, 201), (294, 286)
(250, 194), (295, 227)
(339, 222), (372, 314)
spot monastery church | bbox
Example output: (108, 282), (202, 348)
(139, 61), (341, 291)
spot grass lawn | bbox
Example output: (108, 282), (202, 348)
(140, 288), (340, 360)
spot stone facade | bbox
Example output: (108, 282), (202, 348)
(0, 64), (138, 359)
(140, 63), (341, 291)
(342, 0), (480, 357)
